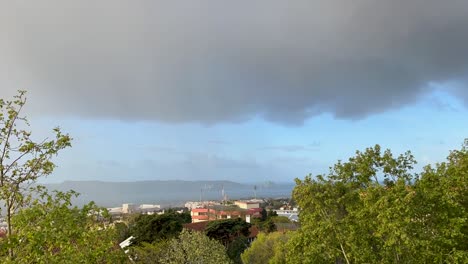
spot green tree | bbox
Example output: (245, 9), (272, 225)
(114, 222), (131, 243)
(286, 143), (468, 263)
(260, 207), (268, 221)
(164, 208), (192, 224)
(226, 236), (249, 264)
(241, 232), (291, 264)
(284, 145), (417, 263)
(205, 218), (251, 247)
(129, 240), (170, 264)
(270, 216), (291, 224)
(0, 189), (128, 263)
(175, 210), (192, 224)
(130, 212), (187, 245)
(263, 218), (277, 233)
(0, 90), (71, 244)
(163, 229), (231, 264)
(409, 140), (468, 262)
(205, 218), (251, 263)
(267, 210), (278, 218)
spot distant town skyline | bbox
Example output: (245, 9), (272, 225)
(1, 1), (468, 183)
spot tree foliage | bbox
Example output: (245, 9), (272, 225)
(165, 229), (231, 264)
(241, 232), (291, 264)
(0, 90), (71, 240)
(253, 208), (279, 233)
(226, 236), (249, 264)
(130, 212), (190, 245)
(129, 240), (171, 264)
(131, 229), (231, 264)
(204, 218), (251, 263)
(114, 222), (131, 243)
(205, 218), (251, 247)
(286, 143), (468, 263)
(0, 189), (128, 263)
(270, 216), (291, 224)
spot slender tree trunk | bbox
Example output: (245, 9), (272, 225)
(6, 198), (13, 258)
(6, 204), (11, 236)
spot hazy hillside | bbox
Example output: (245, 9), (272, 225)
(44, 180), (295, 207)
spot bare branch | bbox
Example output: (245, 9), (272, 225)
(1, 98), (25, 164)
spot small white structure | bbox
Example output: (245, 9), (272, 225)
(109, 203), (162, 215)
(245, 214), (251, 223)
(119, 236), (135, 254)
(274, 208), (299, 222)
(139, 204), (161, 214)
(122, 203), (138, 214)
(235, 201), (260, 209)
(107, 207), (123, 216)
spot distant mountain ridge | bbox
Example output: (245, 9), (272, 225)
(43, 180), (294, 207)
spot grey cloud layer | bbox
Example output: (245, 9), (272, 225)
(1, 0), (468, 124)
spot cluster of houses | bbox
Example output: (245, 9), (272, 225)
(115, 199), (299, 255)
(107, 199), (299, 224)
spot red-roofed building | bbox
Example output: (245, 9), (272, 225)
(190, 204), (262, 223)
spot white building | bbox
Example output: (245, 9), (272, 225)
(122, 203), (138, 214)
(119, 236), (134, 254)
(234, 201), (260, 209)
(274, 208), (299, 222)
(108, 203), (162, 215)
(107, 207), (123, 216)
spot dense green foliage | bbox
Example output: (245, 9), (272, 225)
(205, 218), (251, 247)
(165, 229), (231, 264)
(270, 216), (292, 224)
(226, 236), (249, 264)
(129, 240), (171, 263)
(263, 218), (277, 233)
(286, 142), (468, 263)
(205, 218), (251, 263)
(130, 229), (231, 264)
(165, 230), (230, 264)
(253, 209), (279, 233)
(241, 232), (291, 264)
(114, 222), (131, 243)
(130, 212), (191, 245)
(0, 189), (128, 263)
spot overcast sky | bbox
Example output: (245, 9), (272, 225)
(1, 1), (467, 183)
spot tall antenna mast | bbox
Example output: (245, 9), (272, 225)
(200, 188), (203, 203)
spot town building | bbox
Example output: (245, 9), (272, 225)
(107, 203), (162, 217)
(234, 201), (261, 209)
(274, 207), (299, 222)
(190, 201), (262, 223)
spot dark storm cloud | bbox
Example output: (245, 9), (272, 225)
(1, 0), (468, 124)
